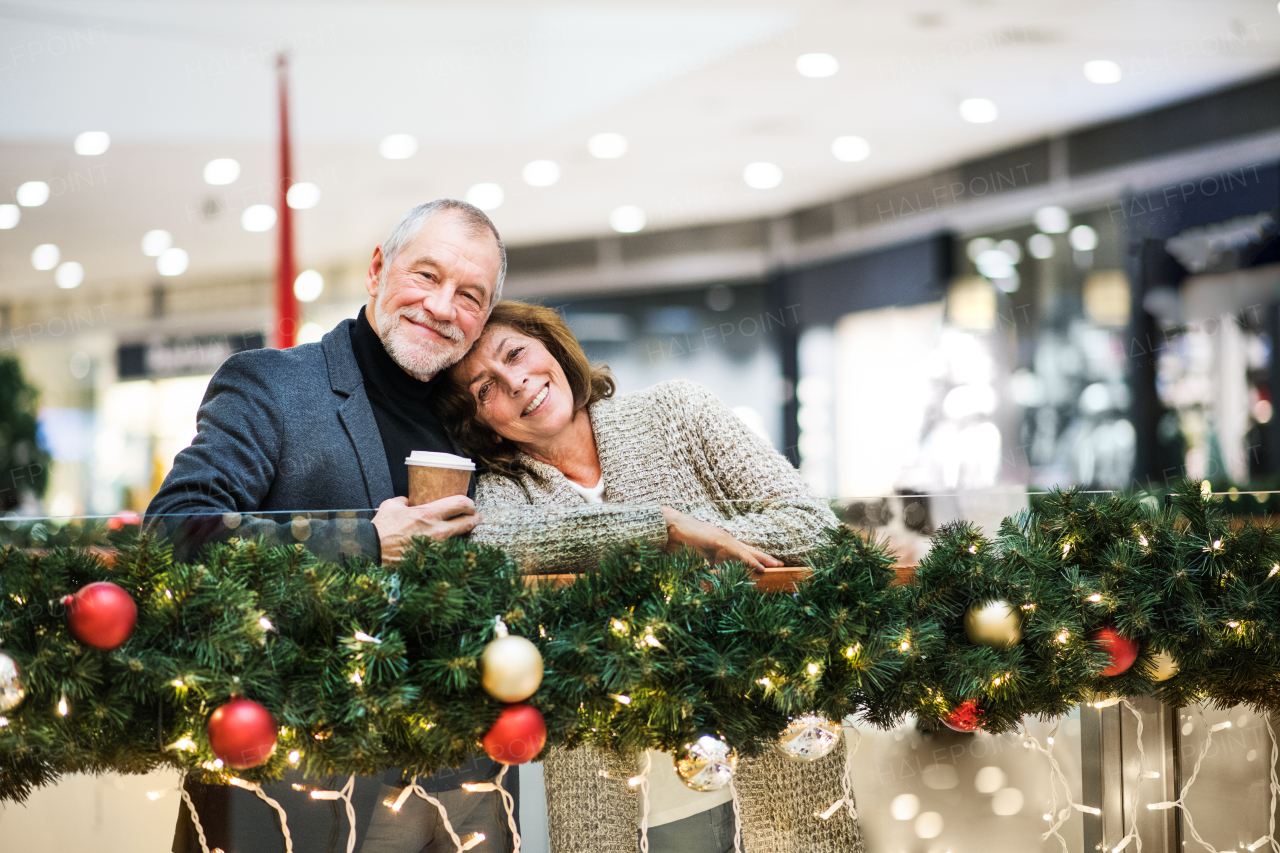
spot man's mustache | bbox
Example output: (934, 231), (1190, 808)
(398, 308), (464, 344)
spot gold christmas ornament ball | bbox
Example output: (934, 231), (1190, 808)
(675, 734), (738, 792)
(0, 652), (23, 712)
(480, 634), (544, 703)
(775, 714), (842, 762)
(963, 599), (1023, 649)
(1150, 650), (1180, 682)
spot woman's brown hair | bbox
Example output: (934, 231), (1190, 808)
(437, 300), (615, 480)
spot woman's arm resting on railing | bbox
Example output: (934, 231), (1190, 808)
(469, 476), (666, 574)
(674, 380), (840, 563)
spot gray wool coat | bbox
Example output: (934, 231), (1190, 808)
(149, 318), (422, 562)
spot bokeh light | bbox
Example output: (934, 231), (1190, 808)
(609, 205), (646, 233)
(241, 205), (277, 232)
(141, 230), (172, 257)
(157, 248), (189, 276)
(293, 269), (324, 302)
(31, 243), (59, 270)
(588, 133), (627, 159)
(959, 98), (998, 123)
(55, 261), (84, 289)
(203, 159), (240, 185)
(286, 182), (321, 210)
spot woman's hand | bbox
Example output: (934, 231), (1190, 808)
(660, 507), (785, 572)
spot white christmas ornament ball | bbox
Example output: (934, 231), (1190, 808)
(675, 734), (738, 792)
(480, 634), (544, 703)
(775, 714), (842, 762)
(963, 599), (1023, 649)
(1150, 649), (1180, 682)
(0, 652), (24, 712)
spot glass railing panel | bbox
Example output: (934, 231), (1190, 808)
(1176, 703), (1279, 851)
(847, 711), (1084, 852)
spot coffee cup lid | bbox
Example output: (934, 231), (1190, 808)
(405, 450), (476, 470)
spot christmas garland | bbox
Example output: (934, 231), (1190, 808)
(1, 481), (1279, 803)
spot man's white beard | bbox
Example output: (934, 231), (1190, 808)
(374, 292), (467, 382)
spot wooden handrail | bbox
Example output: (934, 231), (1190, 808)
(525, 564), (918, 593)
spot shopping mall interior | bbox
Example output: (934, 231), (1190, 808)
(2, 2), (1280, 852)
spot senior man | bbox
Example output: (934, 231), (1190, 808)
(148, 199), (515, 853)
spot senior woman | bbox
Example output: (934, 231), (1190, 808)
(437, 301), (863, 853)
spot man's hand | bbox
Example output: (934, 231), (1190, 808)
(372, 495), (480, 565)
(660, 506), (784, 572)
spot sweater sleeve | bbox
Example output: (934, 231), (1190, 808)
(469, 474), (667, 574)
(667, 381), (839, 564)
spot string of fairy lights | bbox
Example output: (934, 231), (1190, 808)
(146, 702), (1280, 853)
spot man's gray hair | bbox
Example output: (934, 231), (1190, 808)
(380, 199), (507, 306)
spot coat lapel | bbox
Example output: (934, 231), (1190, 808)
(323, 320), (395, 507)
(338, 388), (395, 506)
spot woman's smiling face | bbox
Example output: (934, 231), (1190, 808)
(457, 325), (576, 445)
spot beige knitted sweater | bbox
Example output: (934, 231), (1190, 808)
(471, 379), (839, 573)
(470, 380), (862, 853)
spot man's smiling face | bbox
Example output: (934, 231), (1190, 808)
(364, 210), (502, 381)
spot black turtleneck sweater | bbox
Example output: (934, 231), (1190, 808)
(349, 306), (474, 500)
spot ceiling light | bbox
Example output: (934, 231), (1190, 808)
(31, 243), (59, 270)
(1034, 205), (1070, 233)
(1027, 233), (1055, 259)
(588, 133), (627, 159)
(141, 229), (172, 257)
(0, 205), (18, 229)
(1084, 60), (1122, 84)
(16, 182), (50, 207)
(379, 134), (418, 159)
(241, 204), (277, 232)
(55, 261), (84, 289)
(609, 205), (646, 233)
(74, 131), (110, 155)
(157, 247), (189, 276)
(294, 269), (324, 302)
(832, 136), (870, 162)
(522, 160), (561, 187)
(286, 182), (321, 209)
(796, 53), (839, 78)
(1070, 224), (1099, 252)
(959, 98), (998, 123)
(465, 183), (504, 211)
(204, 158), (240, 185)
(743, 162), (783, 189)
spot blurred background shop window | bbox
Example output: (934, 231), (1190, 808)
(556, 283), (788, 449)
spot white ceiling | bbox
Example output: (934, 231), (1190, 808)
(1, 0), (1278, 297)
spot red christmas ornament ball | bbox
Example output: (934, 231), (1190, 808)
(482, 703), (547, 765)
(1091, 626), (1139, 676)
(208, 699), (278, 769)
(63, 581), (137, 650)
(942, 700), (983, 733)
